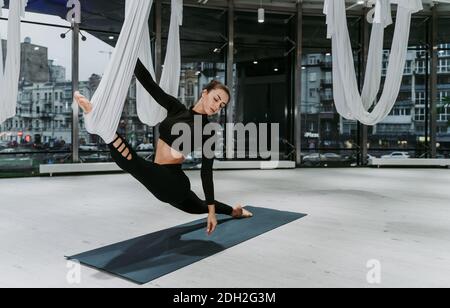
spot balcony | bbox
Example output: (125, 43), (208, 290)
(318, 60), (332, 69)
(319, 105), (336, 119)
(20, 112), (34, 118)
(320, 94), (334, 102)
(38, 112), (54, 118)
(320, 79), (333, 88)
(382, 115), (413, 124)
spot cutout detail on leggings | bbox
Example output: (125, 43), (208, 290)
(112, 135), (133, 161)
(122, 148), (130, 159)
(118, 143), (126, 153)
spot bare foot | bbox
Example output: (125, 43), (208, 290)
(74, 91), (93, 114)
(232, 204), (253, 219)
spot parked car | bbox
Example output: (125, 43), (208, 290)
(0, 148), (15, 154)
(81, 153), (110, 163)
(302, 153), (322, 165)
(135, 143), (154, 160)
(381, 152), (410, 159)
(47, 153), (72, 164)
(136, 143), (154, 151)
(322, 153), (342, 161)
(79, 144), (99, 151)
(183, 153), (202, 167)
(302, 152), (351, 167)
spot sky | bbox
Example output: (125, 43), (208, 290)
(0, 8), (115, 81)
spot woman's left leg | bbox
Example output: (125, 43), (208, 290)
(170, 190), (233, 216)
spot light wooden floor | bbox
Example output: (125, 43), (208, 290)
(1, 168), (449, 288)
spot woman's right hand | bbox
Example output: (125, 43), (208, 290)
(206, 212), (217, 236)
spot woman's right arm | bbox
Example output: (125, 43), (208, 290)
(134, 58), (186, 115)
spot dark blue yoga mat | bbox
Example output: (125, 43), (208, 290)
(67, 206), (306, 285)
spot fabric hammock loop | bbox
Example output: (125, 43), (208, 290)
(0, 0), (28, 125)
(323, 0), (423, 126)
(84, 0), (183, 144)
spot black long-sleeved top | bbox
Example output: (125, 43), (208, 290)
(134, 59), (216, 205)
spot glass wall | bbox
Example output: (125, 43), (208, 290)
(437, 16), (450, 158)
(233, 11), (295, 161)
(0, 11), (72, 177)
(77, 29), (117, 164)
(301, 16), (360, 167)
(367, 17), (431, 159)
(77, 15), (156, 164)
(1, 3), (450, 178)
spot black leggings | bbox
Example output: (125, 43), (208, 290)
(108, 133), (233, 216)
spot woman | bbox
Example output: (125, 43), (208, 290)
(74, 59), (253, 236)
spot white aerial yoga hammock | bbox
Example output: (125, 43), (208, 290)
(324, 0), (423, 126)
(0, 0), (28, 125)
(136, 0), (183, 127)
(84, 0), (183, 144)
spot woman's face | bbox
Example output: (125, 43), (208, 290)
(201, 88), (230, 116)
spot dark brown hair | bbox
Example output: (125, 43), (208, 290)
(203, 80), (230, 103)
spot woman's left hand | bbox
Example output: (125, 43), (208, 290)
(207, 212), (217, 235)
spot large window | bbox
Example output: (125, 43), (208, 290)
(76, 13), (156, 165)
(1, 3), (450, 178)
(0, 11), (71, 176)
(437, 17), (450, 157)
(300, 16), (360, 167)
(365, 17), (431, 159)
(77, 29), (119, 164)
(233, 11), (295, 161)
(368, 47), (429, 159)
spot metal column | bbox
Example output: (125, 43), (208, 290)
(360, 10), (369, 166)
(430, 5), (438, 158)
(71, 21), (80, 163)
(226, 0), (234, 123)
(294, 0), (303, 167)
(153, 0), (163, 149)
(225, 0), (235, 159)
